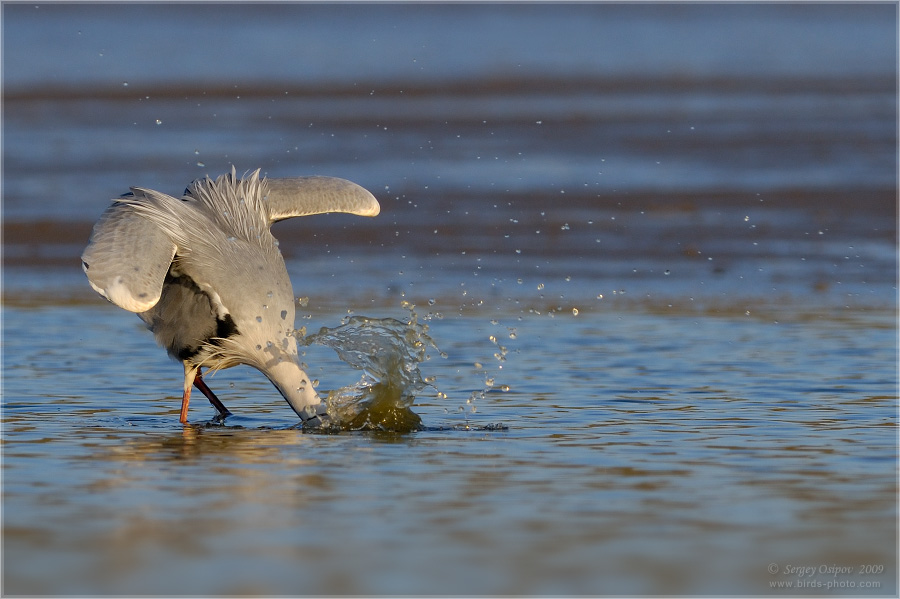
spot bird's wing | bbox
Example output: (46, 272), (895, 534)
(80, 193), (177, 313)
(263, 177), (380, 224)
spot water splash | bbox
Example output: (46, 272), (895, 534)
(297, 310), (440, 432)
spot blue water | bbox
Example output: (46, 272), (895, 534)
(3, 4), (895, 86)
(2, 3), (896, 220)
(2, 3), (897, 596)
(2, 303), (896, 595)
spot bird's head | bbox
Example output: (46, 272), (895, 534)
(257, 343), (327, 423)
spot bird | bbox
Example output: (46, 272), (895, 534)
(81, 167), (380, 424)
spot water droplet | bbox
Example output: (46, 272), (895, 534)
(537, 283), (545, 290)
(155, 119), (162, 125)
(572, 308), (579, 316)
(256, 316), (262, 323)
(428, 298), (435, 306)
(267, 291), (274, 298)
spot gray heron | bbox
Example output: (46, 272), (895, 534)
(81, 168), (379, 424)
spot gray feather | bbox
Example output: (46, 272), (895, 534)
(80, 195), (177, 313)
(81, 168), (379, 421)
(263, 176), (380, 223)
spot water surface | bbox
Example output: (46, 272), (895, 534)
(2, 3), (897, 596)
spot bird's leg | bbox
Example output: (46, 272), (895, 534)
(180, 363), (195, 424)
(194, 370), (232, 418)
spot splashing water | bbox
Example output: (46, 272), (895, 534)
(297, 311), (440, 432)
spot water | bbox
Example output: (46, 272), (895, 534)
(300, 311), (439, 432)
(2, 3), (897, 596)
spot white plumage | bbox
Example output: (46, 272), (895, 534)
(81, 167), (379, 424)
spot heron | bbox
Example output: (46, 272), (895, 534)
(81, 168), (380, 424)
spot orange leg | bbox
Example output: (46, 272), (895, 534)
(180, 365), (232, 423)
(180, 380), (192, 423)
